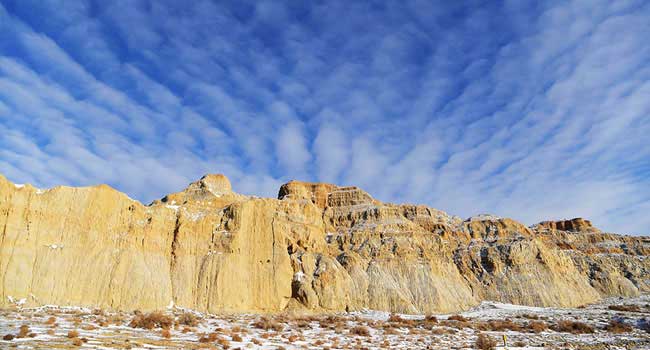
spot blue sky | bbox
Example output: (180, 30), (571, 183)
(0, 1), (649, 235)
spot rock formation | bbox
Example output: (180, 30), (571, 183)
(0, 174), (648, 314)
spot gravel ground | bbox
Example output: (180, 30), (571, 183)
(0, 295), (648, 349)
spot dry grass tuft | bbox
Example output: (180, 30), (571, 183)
(198, 332), (220, 343)
(431, 327), (455, 335)
(475, 333), (496, 350)
(81, 324), (97, 331)
(3, 334), (15, 341)
(527, 320), (548, 333)
(161, 329), (171, 339)
(608, 304), (641, 312)
(350, 325), (370, 336)
(448, 314), (468, 322)
(177, 312), (200, 327)
(129, 311), (173, 330)
(106, 314), (125, 325)
(92, 308), (105, 316)
(474, 319), (522, 332)
(217, 337), (230, 349)
(67, 330), (80, 338)
(17, 325), (30, 338)
(605, 319), (633, 333)
(553, 320), (594, 334)
(383, 327), (400, 335)
(424, 314), (438, 324)
(253, 317), (284, 331)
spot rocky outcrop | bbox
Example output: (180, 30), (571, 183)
(535, 218), (599, 233)
(0, 174), (648, 314)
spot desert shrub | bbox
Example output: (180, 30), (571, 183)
(350, 325), (370, 336)
(448, 315), (468, 322)
(17, 325), (30, 338)
(431, 327), (454, 335)
(47, 329), (55, 336)
(475, 333), (496, 350)
(106, 314), (125, 325)
(383, 328), (400, 335)
(129, 312), (173, 330)
(605, 319), (632, 333)
(484, 319), (522, 332)
(440, 319), (470, 329)
(232, 333), (243, 341)
(522, 313), (539, 320)
(424, 314), (438, 324)
(3, 334), (14, 340)
(527, 320), (548, 333)
(608, 304), (641, 312)
(198, 332), (220, 343)
(388, 313), (404, 322)
(252, 338), (262, 345)
(217, 338), (230, 349)
(553, 320), (594, 334)
(81, 324), (97, 331)
(72, 338), (83, 346)
(177, 312), (200, 327)
(161, 329), (171, 339)
(514, 341), (526, 347)
(253, 317), (284, 331)
(45, 316), (57, 325)
(67, 330), (80, 338)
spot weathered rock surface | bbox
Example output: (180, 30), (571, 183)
(0, 174), (648, 314)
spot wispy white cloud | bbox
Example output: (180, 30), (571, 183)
(0, 1), (648, 234)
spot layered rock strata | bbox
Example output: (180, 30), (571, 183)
(1, 174), (648, 314)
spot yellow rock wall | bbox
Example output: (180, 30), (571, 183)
(1, 174), (648, 314)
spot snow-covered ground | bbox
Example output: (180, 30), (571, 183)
(1, 295), (648, 349)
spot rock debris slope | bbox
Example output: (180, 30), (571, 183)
(0, 174), (648, 313)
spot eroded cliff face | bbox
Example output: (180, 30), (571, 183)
(1, 174), (648, 314)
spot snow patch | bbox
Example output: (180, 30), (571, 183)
(467, 214), (502, 222)
(293, 271), (306, 282)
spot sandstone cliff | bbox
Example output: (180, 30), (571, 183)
(1, 174), (648, 314)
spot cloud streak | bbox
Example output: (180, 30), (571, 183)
(0, 0), (648, 235)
